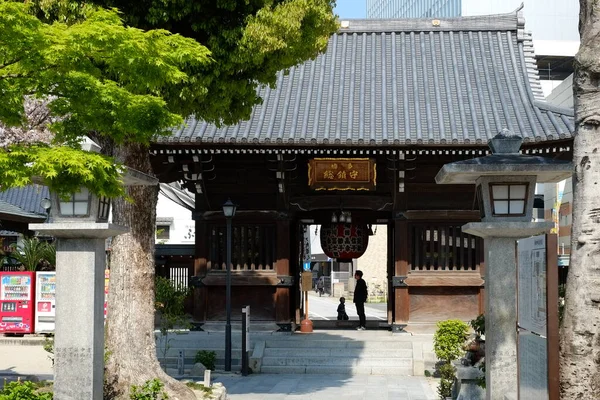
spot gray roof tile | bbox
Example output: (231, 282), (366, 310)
(157, 11), (573, 147)
(0, 200), (45, 220)
(0, 185), (49, 216)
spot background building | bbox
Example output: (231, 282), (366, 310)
(367, 0), (461, 19)
(366, 0), (579, 96)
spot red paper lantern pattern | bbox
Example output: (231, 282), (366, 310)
(320, 224), (369, 262)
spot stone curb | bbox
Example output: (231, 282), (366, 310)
(0, 338), (46, 346)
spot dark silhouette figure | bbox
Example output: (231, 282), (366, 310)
(353, 270), (368, 330)
(337, 297), (349, 320)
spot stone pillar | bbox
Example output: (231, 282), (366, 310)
(484, 237), (518, 400)
(30, 223), (127, 400)
(54, 238), (106, 400)
(462, 222), (551, 400)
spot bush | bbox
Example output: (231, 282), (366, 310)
(433, 319), (469, 400)
(185, 382), (213, 395)
(42, 336), (54, 365)
(194, 350), (216, 371)
(155, 277), (191, 363)
(437, 362), (456, 399)
(470, 314), (485, 337)
(433, 319), (469, 362)
(0, 381), (53, 400)
(130, 379), (168, 400)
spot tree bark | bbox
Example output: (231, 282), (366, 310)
(104, 142), (195, 400)
(559, 1), (600, 398)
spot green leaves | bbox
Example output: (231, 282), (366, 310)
(0, 2), (211, 196)
(8, 237), (55, 271)
(0, 144), (125, 197)
(0, 0), (337, 196)
(433, 319), (470, 362)
(0, 381), (53, 400)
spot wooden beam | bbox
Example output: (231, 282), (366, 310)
(404, 273), (484, 287)
(289, 194), (393, 211)
(401, 210), (481, 220)
(201, 273), (279, 286)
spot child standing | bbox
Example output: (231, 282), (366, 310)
(337, 297), (349, 320)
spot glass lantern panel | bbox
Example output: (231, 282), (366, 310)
(492, 185), (509, 199)
(59, 201), (74, 215)
(494, 200), (509, 214)
(73, 201), (89, 215)
(511, 185), (527, 199)
(510, 200), (525, 214)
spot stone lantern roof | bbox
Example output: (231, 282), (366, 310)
(435, 130), (573, 185)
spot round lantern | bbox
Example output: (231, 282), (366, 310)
(320, 224), (369, 263)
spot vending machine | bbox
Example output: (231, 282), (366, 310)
(35, 271), (56, 333)
(0, 271), (35, 334)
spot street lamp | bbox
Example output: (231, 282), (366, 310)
(222, 198), (237, 371)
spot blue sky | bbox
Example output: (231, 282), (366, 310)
(334, 0), (366, 18)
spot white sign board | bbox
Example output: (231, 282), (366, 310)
(517, 235), (547, 336)
(517, 235), (548, 400)
(518, 333), (548, 400)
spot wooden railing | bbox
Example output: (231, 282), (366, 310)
(207, 224), (276, 271)
(410, 223), (483, 271)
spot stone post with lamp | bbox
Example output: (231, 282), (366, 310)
(435, 130), (572, 400)
(30, 168), (157, 400)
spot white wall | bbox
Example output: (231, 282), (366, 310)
(155, 194), (195, 244)
(545, 74), (574, 108)
(462, 0), (579, 44)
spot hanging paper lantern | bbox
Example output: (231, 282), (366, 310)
(320, 224), (369, 263)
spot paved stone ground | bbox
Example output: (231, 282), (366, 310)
(213, 373), (438, 400)
(0, 334), (439, 399)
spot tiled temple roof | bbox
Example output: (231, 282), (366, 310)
(157, 9), (574, 148)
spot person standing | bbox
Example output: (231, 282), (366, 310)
(353, 270), (367, 330)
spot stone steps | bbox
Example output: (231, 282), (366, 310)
(260, 365), (414, 375)
(258, 335), (417, 376)
(263, 348), (412, 357)
(156, 330), (434, 377)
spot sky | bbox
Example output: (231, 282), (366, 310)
(334, 0), (366, 18)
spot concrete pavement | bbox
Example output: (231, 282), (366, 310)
(214, 373), (438, 400)
(305, 291), (387, 321)
(0, 333), (439, 399)
(0, 343), (53, 381)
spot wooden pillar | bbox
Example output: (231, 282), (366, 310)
(275, 218), (291, 326)
(387, 222), (395, 324)
(394, 219), (410, 324)
(192, 216), (208, 321)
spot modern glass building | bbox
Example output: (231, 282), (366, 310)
(365, 0), (579, 95)
(366, 0), (461, 18)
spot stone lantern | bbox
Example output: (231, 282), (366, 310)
(435, 130), (572, 400)
(30, 167), (157, 400)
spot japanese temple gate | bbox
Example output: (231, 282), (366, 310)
(149, 9), (574, 330)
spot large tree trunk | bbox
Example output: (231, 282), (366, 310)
(104, 142), (195, 399)
(559, 1), (600, 398)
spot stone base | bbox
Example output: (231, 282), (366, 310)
(454, 365), (485, 400)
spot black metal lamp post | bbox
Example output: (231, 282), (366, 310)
(222, 198), (237, 371)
